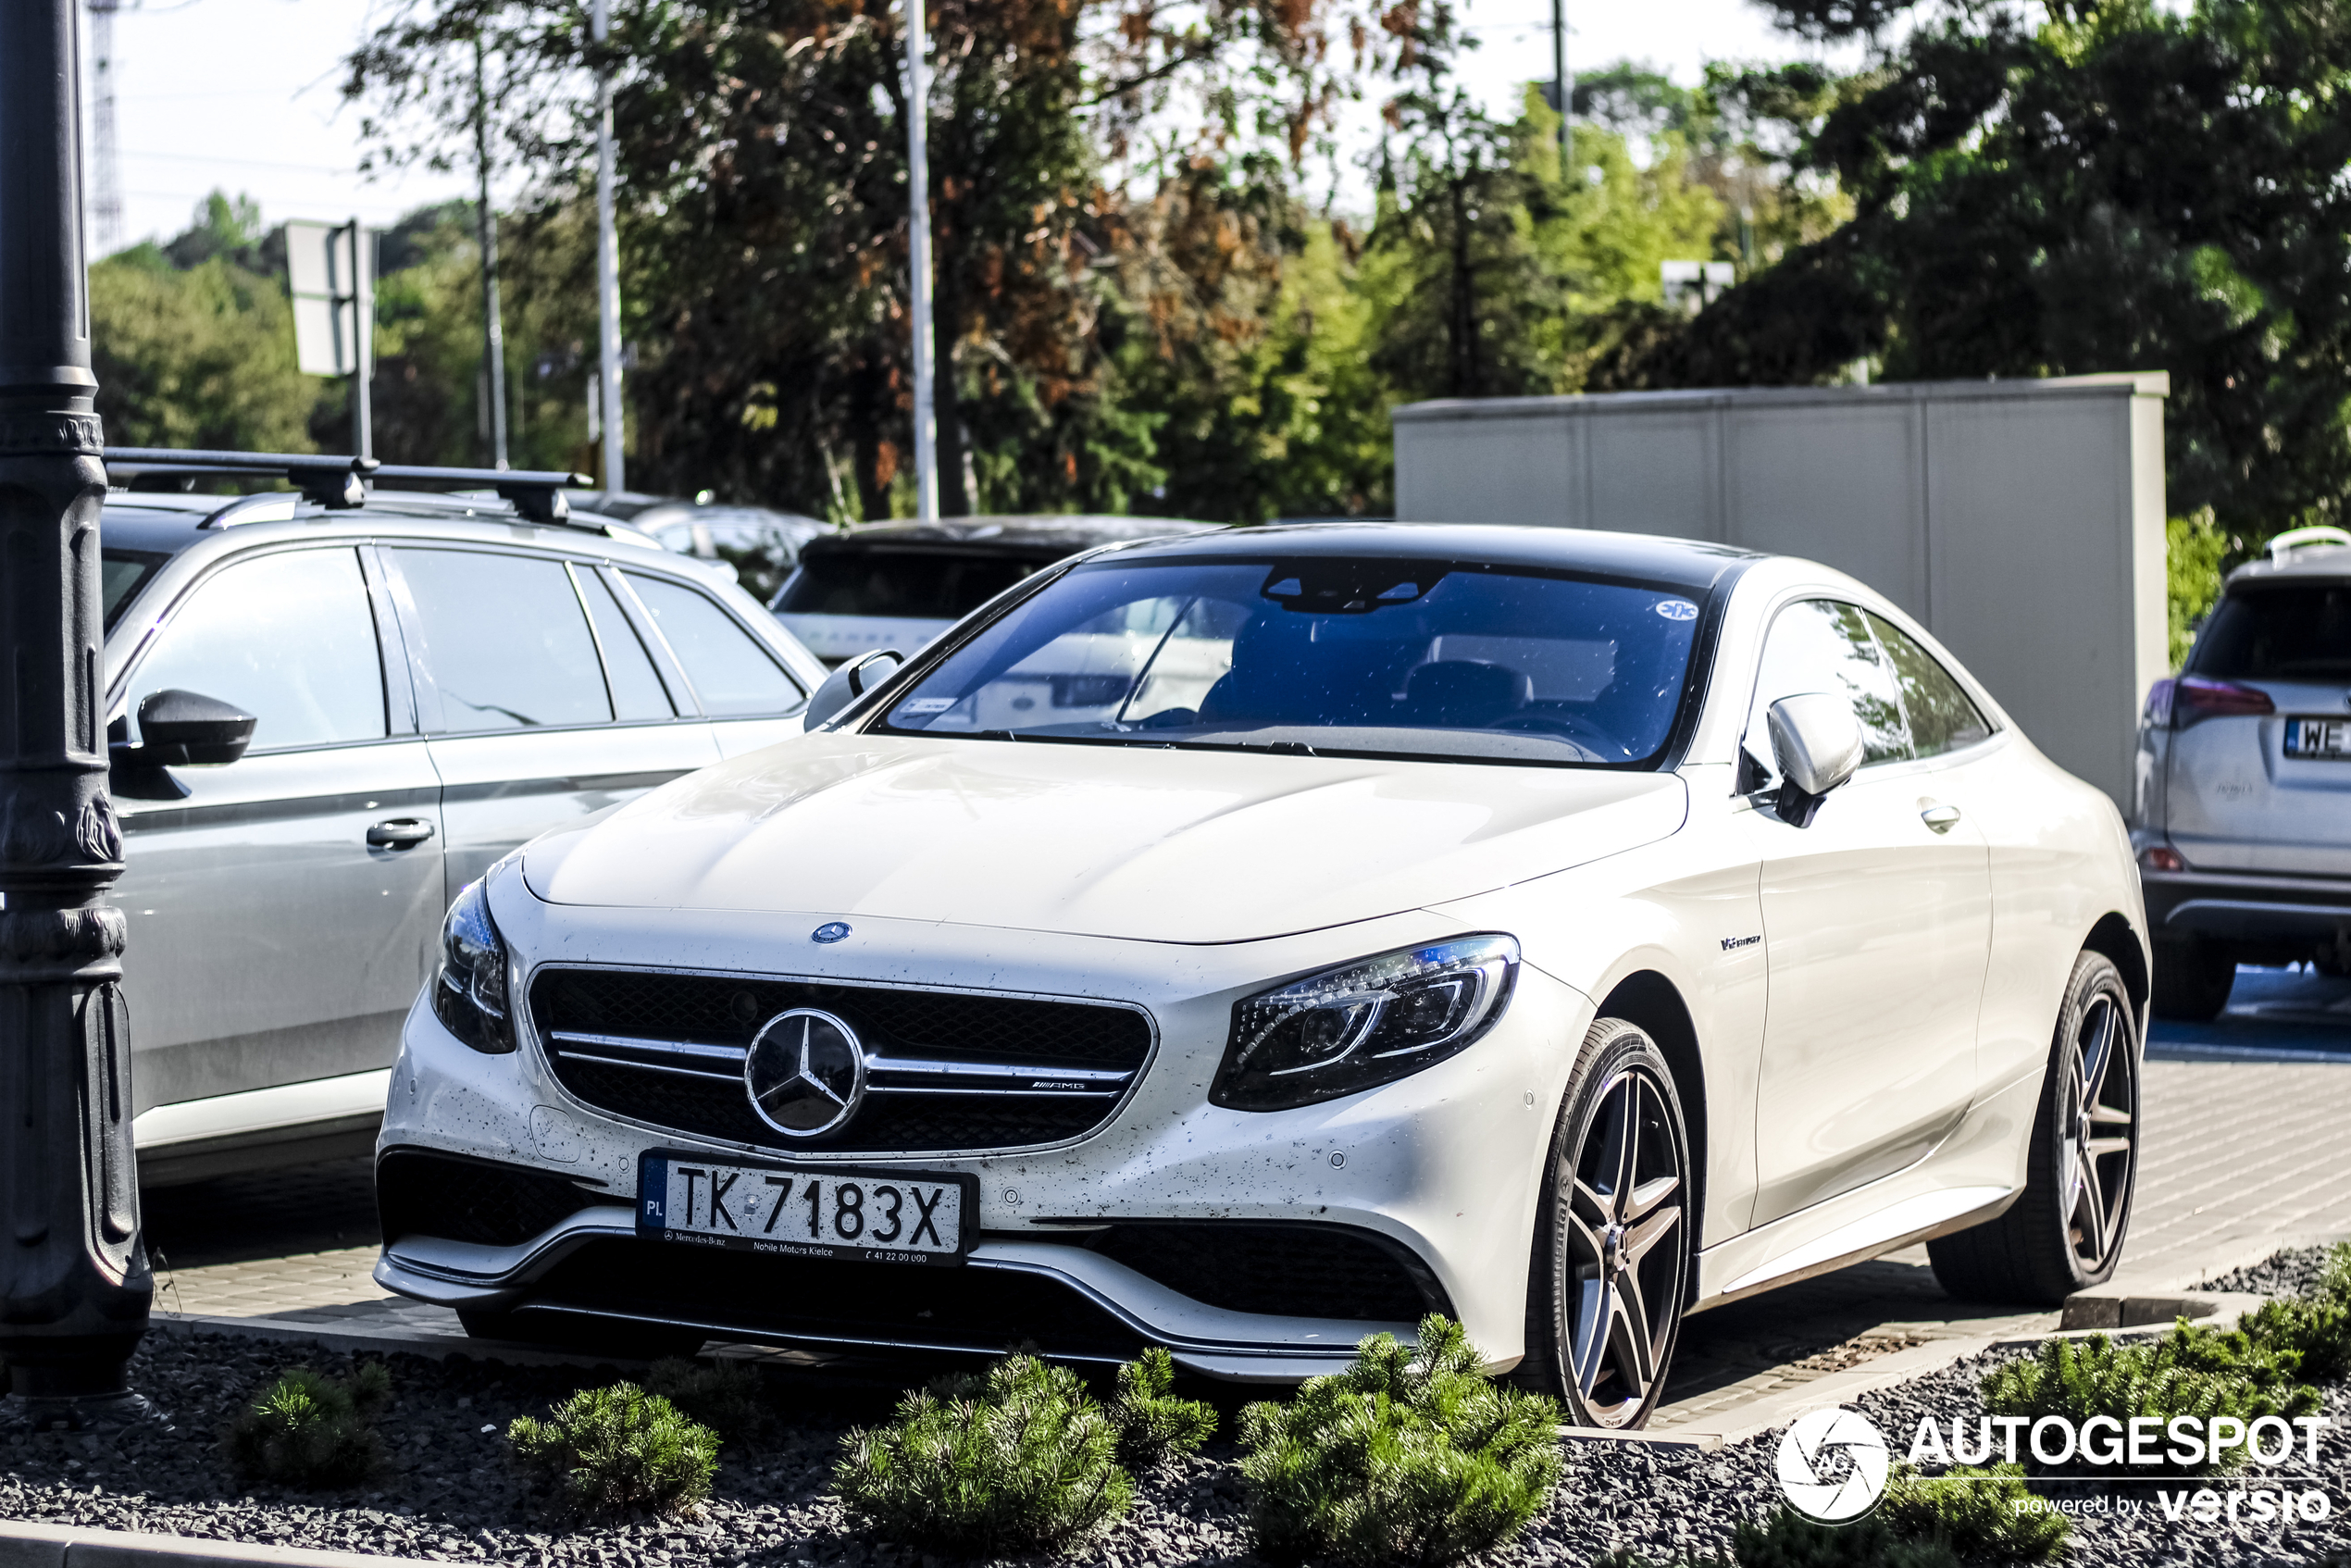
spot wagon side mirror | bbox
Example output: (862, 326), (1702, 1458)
(804, 649), (905, 729)
(1767, 693), (1863, 828)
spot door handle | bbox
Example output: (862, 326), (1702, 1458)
(1919, 802), (1962, 834)
(367, 818), (436, 849)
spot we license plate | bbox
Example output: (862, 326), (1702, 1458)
(2285, 716), (2351, 759)
(637, 1151), (971, 1265)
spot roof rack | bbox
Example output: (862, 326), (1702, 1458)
(105, 447), (593, 525)
(2265, 525), (2351, 563)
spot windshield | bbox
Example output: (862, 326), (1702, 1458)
(101, 550), (168, 631)
(774, 545), (1052, 619)
(2194, 584), (2351, 681)
(872, 557), (1708, 766)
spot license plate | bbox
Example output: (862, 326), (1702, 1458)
(637, 1151), (972, 1265)
(2285, 716), (2351, 759)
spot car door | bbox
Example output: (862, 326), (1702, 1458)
(621, 568), (811, 759)
(379, 545), (724, 898)
(110, 543), (446, 1115)
(1742, 597), (1994, 1226)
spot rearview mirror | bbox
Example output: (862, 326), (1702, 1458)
(803, 649), (905, 729)
(1766, 693), (1863, 828)
(131, 689), (257, 766)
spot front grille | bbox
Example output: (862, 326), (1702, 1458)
(376, 1148), (606, 1247)
(520, 1238), (1149, 1363)
(1082, 1224), (1448, 1323)
(530, 967), (1153, 1154)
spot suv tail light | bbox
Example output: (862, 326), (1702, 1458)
(2171, 675), (2275, 727)
(2144, 678), (2174, 726)
(2139, 843), (2185, 872)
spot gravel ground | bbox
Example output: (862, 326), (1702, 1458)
(3, 1249), (2346, 1568)
(2203, 1247), (2338, 1300)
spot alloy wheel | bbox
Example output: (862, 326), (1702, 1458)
(2061, 989), (2136, 1273)
(1560, 1064), (1686, 1427)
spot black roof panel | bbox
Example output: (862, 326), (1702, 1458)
(1096, 521), (1758, 592)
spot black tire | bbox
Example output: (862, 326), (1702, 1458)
(456, 1307), (706, 1361)
(2151, 935), (2234, 1021)
(1929, 952), (2140, 1305)
(1513, 1016), (1692, 1429)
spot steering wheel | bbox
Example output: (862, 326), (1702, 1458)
(1493, 712), (1626, 756)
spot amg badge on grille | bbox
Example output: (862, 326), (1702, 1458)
(743, 1008), (866, 1138)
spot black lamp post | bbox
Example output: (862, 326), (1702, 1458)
(0, 0), (155, 1429)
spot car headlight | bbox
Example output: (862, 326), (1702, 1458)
(1212, 934), (1519, 1111)
(431, 877), (516, 1053)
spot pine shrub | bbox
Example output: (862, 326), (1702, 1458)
(1881, 1462), (2070, 1564)
(833, 1353), (1132, 1556)
(224, 1363), (392, 1487)
(508, 1381), (720, 1520)
(1980, 1332), (2319, 1477)
(1238, 1314), (1562, 1567)
(1602, 1511), (1963, 1568)
(1107, 1347), (1217, 1471)
(645, 1356), (767, 1440)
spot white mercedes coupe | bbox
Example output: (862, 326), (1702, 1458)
(375, 523), (2147, 1430)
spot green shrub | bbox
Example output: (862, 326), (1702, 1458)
(644, 1356), (766, 1440)
(1238, 1314), (1562, 1567)
(1882, 1463), (2070, 1564)
(508, 1381), (719, 1520)
(1108, 1347), (1216, 1471)
(833, 1353), (1132, 1556)
(2316, 1241), (2351, 1307)
(1602, 1511), (1963, 1568)
(223, 1363), (391, 1487)
(1980, 1332), (2320, 1477)
(2228, 1296), (2351, 1386)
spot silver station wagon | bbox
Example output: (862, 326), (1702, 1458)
(99, 450), (828, 1184)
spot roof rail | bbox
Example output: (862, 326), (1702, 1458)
(105, 447), (593, 525)
(2265, 525), (2351, 563)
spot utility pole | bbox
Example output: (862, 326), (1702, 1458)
(0, 0), (155, 1432)
(474, 34), (510, 470)
(87, 0), (122, 251)
(902, 0), (939, 521)
(1551, 0), (1571, 156)
(591, 0), (625, 493)
(344, 218), (373, 461)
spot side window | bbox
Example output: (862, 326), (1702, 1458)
(391, 550), (611, 732)
(1746, 598), (1910, 780)
(1867, 613), (1992, 759)
(626, 573), (805, 716)
(578, 567), (678, 722)
(128, 548), (385, 752)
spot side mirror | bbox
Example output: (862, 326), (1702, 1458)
(126, 689), (257, 766)
(804, 649), (904, 729)
(1766, 693), (1863, 828)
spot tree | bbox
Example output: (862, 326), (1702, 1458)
(1603, 0), (2351, 541)
(91, 193), (323, 453)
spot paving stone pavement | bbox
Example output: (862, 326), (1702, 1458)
(138, 1002), (2351, 1415)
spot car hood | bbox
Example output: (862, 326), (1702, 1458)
(524, 734), (1688, 944)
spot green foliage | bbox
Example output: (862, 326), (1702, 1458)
(643, 1357), (766, 1441)
(1238, 1314), (1561, 1567)
(832, 1353), (1131, 1556)
(2234, 1296), (2351, 1387)
(1107, 1346), (1217, 1471)
(2167, 510), (2236, 666)
(1882, 1462), (2070, 1564)
(223, 1363), (392, 1487)
(1604, 1510), (1962, 1568)
(93, 193), (322, 454)
(507, 1382), (719, 1520)
(1980, 1331), (2320, 1477)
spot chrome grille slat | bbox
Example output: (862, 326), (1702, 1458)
(531, 966), (1154, 1154)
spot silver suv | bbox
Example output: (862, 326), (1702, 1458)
(101, 450), (829, 1183)
(2134, 526), (2351, 1018)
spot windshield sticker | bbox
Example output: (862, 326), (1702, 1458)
(1654, 598), (1700, 622)
(896, 697), (958, 716)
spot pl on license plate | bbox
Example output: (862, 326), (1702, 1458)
(2285, 716), (2351, 759)
(638, 1151), (972, 1265)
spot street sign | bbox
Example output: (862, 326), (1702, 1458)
(1661, 259), (1735, 314)
(286, 218), (370, 377)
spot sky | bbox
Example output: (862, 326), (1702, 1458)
(83, 0), (1842, 255)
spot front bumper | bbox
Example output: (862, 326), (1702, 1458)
(375, 888), (1595, 1379)
(2141, 865), (2351, 944)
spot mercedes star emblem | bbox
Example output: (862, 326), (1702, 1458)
(743, 1008), (865, 1139)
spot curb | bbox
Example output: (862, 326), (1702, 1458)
(0, 1523), (434, 1568)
